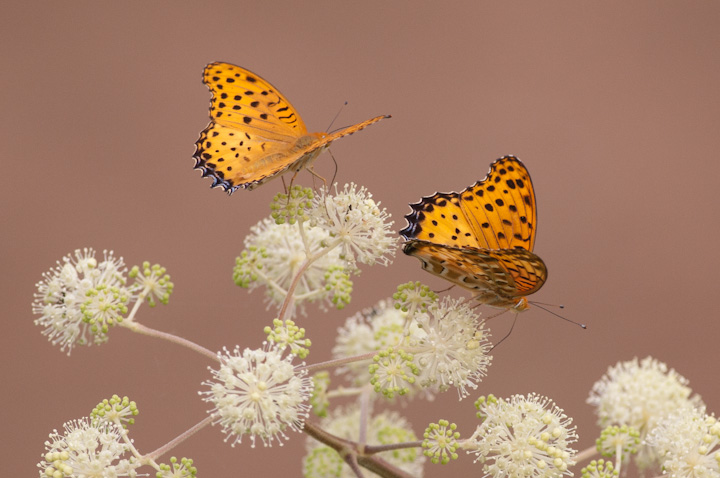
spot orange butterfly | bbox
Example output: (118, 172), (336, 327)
(193, 62), (389, 193)
(399, 156), (547, 311)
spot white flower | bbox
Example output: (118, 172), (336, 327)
(646, 407), (720, 478)
(37, 417), (138, 478)
(468, 394), (577, 478)
(409, 297), (492, 398)
(303, 405), (425, 477)
(233, 218), (348, 314)
(587, 356), (704, 469)
(309, 183), (397, 269)
(200, 345), (313, 447)
(32, 248), (130, 354)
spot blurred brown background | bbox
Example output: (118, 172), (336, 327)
(3, 2), (719, 477)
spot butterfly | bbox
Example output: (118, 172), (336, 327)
(193, 62), (390, 193)
(399, 156), (547, 311)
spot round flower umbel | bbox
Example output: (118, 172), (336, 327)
(587, 356), (703, 469)
(646, 407), (720, 478)
(91, 395), (139, 430)
(423, 419), (461, 465)
(32, 248), (130, 355)
(409, 297), (492, 398)
(37, 417), (138, 478)
(200, 345), (313, 447)
(309, 183), (397, 269)
(467, 394), (577, 478)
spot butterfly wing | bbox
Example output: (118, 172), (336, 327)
(193, 62), (390, 192)
(399, 156), (537, 251)
(402, 240), (547, 307)
(201, 62), (309, 138)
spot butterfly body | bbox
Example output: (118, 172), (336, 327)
(194, 62), (389, 192)
(400, 156), (547, 311)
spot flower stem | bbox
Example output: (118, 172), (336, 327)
(298, 350), (377, 374)
(302, 421), (415, 478)
(144, 415), (214, 461)
(572, 445), (599, 464)
(123, 321), (219, 362)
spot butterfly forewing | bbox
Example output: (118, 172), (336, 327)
(203, 62), (308, 138)
(458, 157), (537, 250)
(399, 156), (537, 251)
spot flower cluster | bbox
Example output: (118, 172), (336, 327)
(407, 297), (492, 398)
(423, 419), (460, 465)
(32, 248), (130, 354)
(200, 345), (313, 447)
(587, 356), (703, 468)
(333, 295), (492, 399)
(37, 418), (138, 478)
(467, 394), (577, 478)
(234, 184), (397, 315)
(646, 406), (720, 477)
(309, 183), (396, 268)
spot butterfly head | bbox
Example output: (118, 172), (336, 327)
(511, 297), (530, 312)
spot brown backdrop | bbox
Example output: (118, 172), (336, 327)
(3, 2), (719, 477)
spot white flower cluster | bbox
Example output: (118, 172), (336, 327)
(200, 345), (313, 447)
(647, 406), (720, 478)
(333, 296), (492, 399)
(233, 184), (397, 314)
(37, 418), (138, 478)
(309, 183), (396, 268)
(32, 248), (130, 354)
(587, 356), (704, 469)
(32, 249), (174, 354)
(468, 394), (577, 478)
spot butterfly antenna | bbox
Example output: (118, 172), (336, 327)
(530, 300), (565, 309)
(529, 302), (586, 329)
(490, 313), (518, 351)
(326, 101), (348, 132)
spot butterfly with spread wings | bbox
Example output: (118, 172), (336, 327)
(193, 62), (389, 193)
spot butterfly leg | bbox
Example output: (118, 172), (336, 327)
(281, 176), (289, 194)
(305, 166), (328, 192)
(433, 284), (456, 294)
(489, 312), (519, 351)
